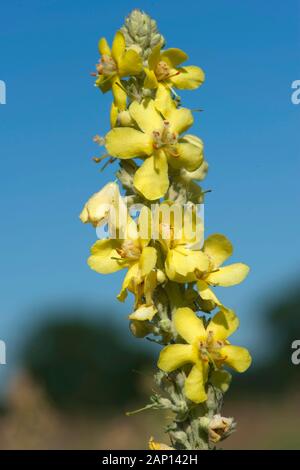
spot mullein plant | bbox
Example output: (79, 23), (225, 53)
(80, 9), (251, 450)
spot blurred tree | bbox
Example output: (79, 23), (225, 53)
(232, 283), (300, 396)
(21, 307), (154, 414)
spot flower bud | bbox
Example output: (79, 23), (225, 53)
(180, 160), (209, 182)
(208, 414), (235, 443)
(121, 9), (164, 60)
(117, 110), (134, 127)
(79, 182), (123, 227)
(156, 269), (166, 284)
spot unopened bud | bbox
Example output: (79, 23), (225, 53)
(121, 9), (164, 60)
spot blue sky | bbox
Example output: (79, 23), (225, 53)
(0, 0), (299, 387)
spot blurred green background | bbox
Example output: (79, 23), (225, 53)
(0, 283), (299, 449)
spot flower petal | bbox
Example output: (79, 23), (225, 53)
(111, 77), (127, 110)
(111, 31), (125, 63)
(203, 234), (233, 269)
(129, 304), (157, 321)
(158, 344), (195, 372)
(110, 102), (119, 128)
(171, 141), (203, 171)
(98, 37), (111, 56)
(207, 308), (239, 341)
(144, 68), (159, 89)
(197, 280), (221, 306)
(133, 151), (169, 200)
(184, 362), (208, 403)
(138, 206), (153, 245)
(79, 182), (120, 227)
(168, 107), (193, 135)
(206, 263), (250, 287)
(117, 262), (140, 301)
(130, 99), (163, 134)
(95, 74), (113, 93)
(174, 307), (206, 344)
(160, 48), (188, 67)
(165, 248), (209, 283)
(88, 239), (125, 274)
(106, 127), (152, 158)
(118, 49), (143, 76)
(221, 345), (252, 372)
(140, 246), (157, 276)
(148, 42), (162, 70)
(170, 66), (205, 90)
(155, 84), (175, 116)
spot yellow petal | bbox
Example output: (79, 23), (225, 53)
(111, 31), (125, 63)
(170, 66), (205, 90)
(221, 345), (252, 372)
(105, 127), (152, 159)
(138, 205), (153, 245)
(88, 239), (125, 274)
(95, 74), (113, 93)
(165, 247), (209, 283)
(129, 304), (157, 321)
(148, 42), (162, 69)
(79, 182), (121, 227)
(129, 99), (163, 134)
(98, 37), (111, 56)
(174, 307), (206, 344)
(154, 84), (175, 116)
(158, 344), (195, 372)
(203, 234), (233, 269)
(144, 68), (159, 89)
(110, 102), (119, 128)
(133, 152), (169, 200)
(117, 262), (140, 300)
(144, 270), (158, 305)
(207, 308), (239, 341)
(118, 49), (143, 76)
(206, 263), (250, 287)
(111, 77), (127, 110)
(160, 48), (188, 67)
(197, 280), (221, 305)
(168, 107), (193, 135)
(140, 246), (157, 276)
(184, 362), (208, 403)
(181, 160), (209, 182)
(170, 141), (203, 171)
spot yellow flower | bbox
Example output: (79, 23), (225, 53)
(158, 307), (252, 403)
(88, 208), (158, 306)
(196, 234), (250, 308)
(105, 94), (204, 200)
(144, 43), (205, 90)
(129, 304), (158, 321)
(79, 182), (125, 228)
(95, 31), (143, 110)
(149, 437), (174, 450)
(155, 203), (209, 283)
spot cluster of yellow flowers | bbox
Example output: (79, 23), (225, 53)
(80, 10), (251, 449)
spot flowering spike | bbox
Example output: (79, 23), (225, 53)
(80, 10), (251, 450)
